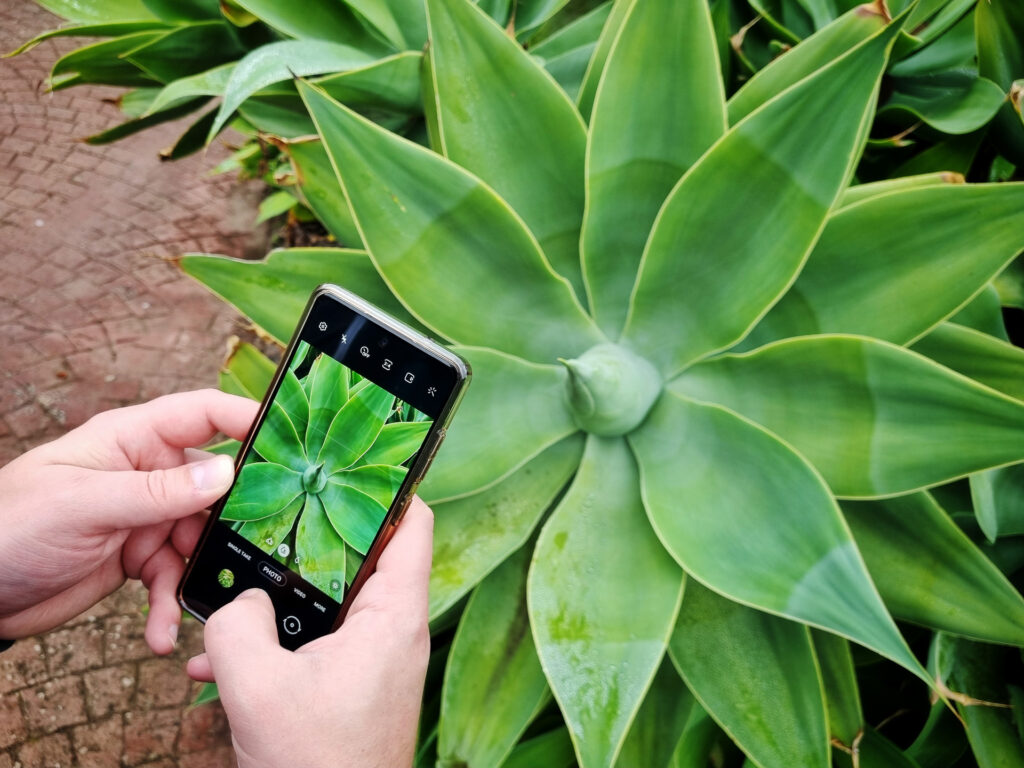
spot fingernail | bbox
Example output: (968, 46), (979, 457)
(190, 455), (234, 492)
(168, 624), (178, 648)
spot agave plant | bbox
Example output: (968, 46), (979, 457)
(173, 0), (1024, 764)
(220, 339), (431, 599)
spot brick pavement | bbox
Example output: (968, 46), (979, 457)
(1, 3), (273, 766)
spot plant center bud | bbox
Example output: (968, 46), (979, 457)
(560, 343), (662, 437)
(302, 462), (328, 495)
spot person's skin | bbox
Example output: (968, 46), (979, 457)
(0, 389), (255, 649)
(0, 388), (432, 767)
(187, 498), (433, 768)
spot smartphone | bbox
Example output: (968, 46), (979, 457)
(178, 284), (470, 649)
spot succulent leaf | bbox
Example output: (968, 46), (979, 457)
(581, 0), (726, 336)
(296, 493), (347, 601)
(911, 322), (1024, 401)
(238, 493), (305, 552)
(305, 352), (350, 459)
(320, 478), (389, 554)
(333, 464), (406, 508)
(559, 343), (661, 437)
(613, 658), (692, 768)
(811, 632), (862, 749)
(221, 462), (304, 521)
(297, 79), (605, 363)
(438, 545), (548, 768)
(529, 436), (684, 768)
(425, 0), (588, 298)
(316, 383), (393, 470)
(630, 390), (924, 679)
(669, 581), (830, 768)
(673, 335), (1024, 497)
(429, 435), (584, 621)
(622, 16), (903, 375)
(253, 400), (307, 471)
(357, 421), (431, 467)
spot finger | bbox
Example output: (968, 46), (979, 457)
(171, 512), (208, 558)
(186, 653), (215, 682)
(112, 389), (258, 464)
(141, 543), (185, 656)
(346, 497), (433, 621)
(204, 589), (288, 690)
(184, 446), (219, 463)
(122, 521), (173, 579)
(82, 454), (235, 530)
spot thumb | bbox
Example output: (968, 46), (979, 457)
(87, 454), (235, 529)
(198, 589), (288, 687)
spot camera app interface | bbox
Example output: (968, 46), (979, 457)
(222, 339), (433, 602)
(184, 300), (451, 648)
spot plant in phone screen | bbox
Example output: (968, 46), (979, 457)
(220, 341), (432, 601)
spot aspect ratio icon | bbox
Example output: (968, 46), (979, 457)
(359, 345), (371, 358)
(382, 359), (393, 371)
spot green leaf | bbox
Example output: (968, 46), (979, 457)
(531, 2), (612, 101)
(296, 494), (347, 600)
(141, 0), (220, 21)
(335, 464), (406, 508)
(672, 336), (1024, 497)
(218, 339), (275, 400)
(143, 62), (235, 115)
(515, 0), (572, 38)
(320, 479), (388, 554)
(190, 682), (220, 708)
(670, 704), (723, 768)
(837, 170), (963, 210)
(49, 33), (162, 90)
(630, 391), (923, 677)
(36, 0), (158, 22)
(255, 190), (297, 224)
(950, 285), (1009, 340)
(426, 0), (587, 298)
(344, 0), (426, 49)
(298, 80), (603, 363)
(123, 21), (244, 82)
(179, 248), (423, 344)
(748, 184), (1024, 346)
(581, 0), (726, 337)
(669, 582), (829, 768)
(439, 546), (549, 768)
(313, 51), (422, 114)
(253, 400), (307, 471)
(83, 96), (210, 145)
(429, 435), (584, 620)
(210, 41), (380, 139)
(835, 728), (922, 768)
(419, 347), (576, 503)
(318, 383), (394, 470)
(812, 632), (862, 749)
(933, 634), (1024, 768)
(500, 729), (576, 768)
(238, 493), (304, 553)
(882, 72), (1006, 135)
(529, 436), (684, 768)
(275, 369), (310, 451)
(6, 21), (170, 57)
(358, 421), (430, 467)
(906, 700), (970, 768)
(232, 0), (387, 49)
(843, 493), (1024, 646)
(622, 18), (902, 375)
(727, 2), (889, 124)
(304, 352), (350, 460)
(971, 464), (1024, 543)
(911, 322), (1024, 401)
(222, 462), (303, 521)
(575, 0), (632, 121)
(614, 659), (692, 768)
(280, 139), (362, 249)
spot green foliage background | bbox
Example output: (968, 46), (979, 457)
(16, 0), (1024, 765)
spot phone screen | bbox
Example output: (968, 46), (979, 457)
(180, 290), (463, 648)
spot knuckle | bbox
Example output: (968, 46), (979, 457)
(143, 468), (174, 504)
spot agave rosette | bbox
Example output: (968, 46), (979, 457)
(179, 0), (1024, 765)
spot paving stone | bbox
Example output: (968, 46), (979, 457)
(16, 731), (73, 768)
(122, 709), (179, 766)
(0, 695), (27, 750)
(176, 702), (230, 754)
(71, 715), (123, 768)
(135, 658), (191, 711)
(102, 616), (151, 666)
(20, 676), (87, 735)
(42, 623), (105, 678)
(0, 751), (14, 768)
(82, 664), (135, 720)
(0, 640), (48, 695)
(178, 745), (237, 768)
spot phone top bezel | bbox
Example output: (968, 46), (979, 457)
(177, 283), (470, 629)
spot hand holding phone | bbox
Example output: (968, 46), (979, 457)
(178, 285), (469, 649)
(186, 498), (433, 768)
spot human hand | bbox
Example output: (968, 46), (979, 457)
(186, 498), (433, 768)
(0, 389), (258, 652)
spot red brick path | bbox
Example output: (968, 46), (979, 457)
(1, 2), (270, 766)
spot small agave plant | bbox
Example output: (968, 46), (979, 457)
(222, 340), (430, 600)
(180, 0), (1024, 765)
